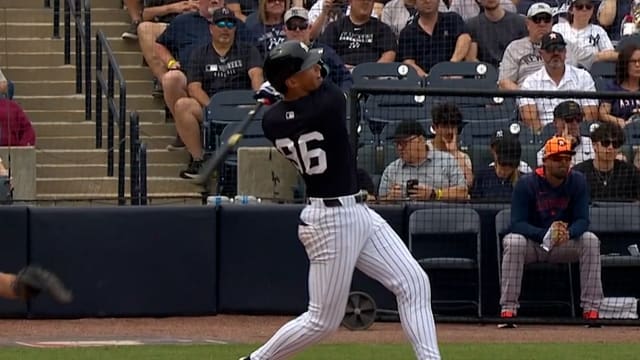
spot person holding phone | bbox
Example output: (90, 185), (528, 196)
(378, 120), (468, 201)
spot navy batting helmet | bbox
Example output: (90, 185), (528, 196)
(263, 40), (324, 93)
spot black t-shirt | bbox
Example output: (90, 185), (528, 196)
(572, 159), (640, 201)
(185, 42), (262, 97)
(143, 0), (183, 23)
(319, 16), (397, 66)
(262, 81), (358, 198)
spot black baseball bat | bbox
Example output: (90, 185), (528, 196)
(193, 101), (265, 187)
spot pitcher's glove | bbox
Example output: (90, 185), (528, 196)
(13, 266), (73, 304)
(254, 81), (282, 105)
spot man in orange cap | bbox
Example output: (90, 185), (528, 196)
(499, 136), (603, 323)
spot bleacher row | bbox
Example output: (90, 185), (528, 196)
(202, 60), (640, 196)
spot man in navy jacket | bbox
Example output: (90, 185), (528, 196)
(500, 136), (603, 321)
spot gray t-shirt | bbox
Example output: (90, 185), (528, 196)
(498, 36), (596, 86)
(378, 149), (467, 197)
(467, 11), (527, 68)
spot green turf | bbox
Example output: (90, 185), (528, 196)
(0, 343), (637, 359)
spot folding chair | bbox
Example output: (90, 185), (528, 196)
(203, 90), (266, 152)
(495, 209), (576, 317)
(409, 207), (482, 317)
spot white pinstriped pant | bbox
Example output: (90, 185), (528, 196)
(251, 195), (440, 360)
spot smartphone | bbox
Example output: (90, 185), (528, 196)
(405, 179), (419, 197)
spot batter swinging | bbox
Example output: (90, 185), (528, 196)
(239, 40), (440, 360)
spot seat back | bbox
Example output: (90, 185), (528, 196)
(426, 61), (498, 89)
(363, 94), (432, 141)
(352, 62), (423, 88)
(589, 205), (640, 254)
(589, 61), (615, 91)
(409, 207), (481, 259)
(460, 119), (518, 149)
(625, 120), (640, 146)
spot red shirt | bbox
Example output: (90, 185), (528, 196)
(0, 99), (36, 146)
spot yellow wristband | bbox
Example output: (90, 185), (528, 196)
(436, 189), (443, 200)
(167, 59), (177, 69)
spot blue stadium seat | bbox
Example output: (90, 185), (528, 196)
(363, 94), (432, 145)
(352, 62), (423, 88)
(460, 118), (518, 149)
(203, 90), (266, 151)
(625, 120), (640, 146)
(357, 142), (397, 177)
(589, 61), (616, 91)
(426, 61), (498, 90)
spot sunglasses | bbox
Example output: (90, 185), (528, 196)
(600, 139), (622, 148)
(215, 20), (236, 29)
(531, 15), (552, 24)
(573, 3), (594, 10)
(286, 20), (309, 31)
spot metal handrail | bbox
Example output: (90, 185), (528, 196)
(52, 0), (92, 120)
(129, 112), (148, 205)
(96, 29), (127, 205)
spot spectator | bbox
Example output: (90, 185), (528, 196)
(471, 130), (525, 200)
(536, 101), (595, 166)
(138, 0), (200, 97)
(308, 0), (383, 39)
(599, 43), (640, 127)
(0, 99), (36, 146)
(155, 0), (229, 150)
(597, 0), (632, 42)
(122, 0), (144, 40)
(552, 0), (617, 61)
(427, 102), (473, 185)
(465, 0), (527, 68)
(319, 0), (397, 69)
(245, 0), (288, 58)
(381, 0), (447, 37)
(500, 135), (603, 321)
(0, 69), (14, 100)
(498, 2), (600, 90)
(398, 0), (471, 77)
(489, 129), (533, 173)
(573, 122), (640, 200)
(284, 7), (353, 90)
(228, 0), (260, 21)
(175, 8), (263, 178)
(519, 32), (598, 132)
(449, 0), (517, 21)
(378, 120), (468, 201)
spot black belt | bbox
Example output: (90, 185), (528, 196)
(321, 194), (366, 207)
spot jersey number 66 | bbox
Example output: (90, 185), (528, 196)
(275, 131), (327, 175)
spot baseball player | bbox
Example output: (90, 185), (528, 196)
(239, 40), (440, 360)
(0, 266), (72, 303)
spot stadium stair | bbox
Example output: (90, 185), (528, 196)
(0, 0), (202, 204)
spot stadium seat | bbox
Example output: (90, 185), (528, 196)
(459, 118), (518, 149)
(352, 62), (423, 88)
(409, 207), (482, 317)
(590, 205), (640, 268)
(539, 121), (598, 144)
(363, 94), (432, 145)
(357, 142), (397, 176)
(203, 90), (266, 151)
(589, 61), (616, 91)
(495, 209), (576, 318)
(625, 120), (640, 146)
(426, 61), (498, 90)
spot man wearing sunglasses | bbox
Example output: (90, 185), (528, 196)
(174, 7), (264, 178)
(518, 32), (599, 132)
(283, 7), (354, 90)
(501, 135), (603, 322)
(536, 100), (595, 167)
(573, 122), (640, 200)
(498, 2), (604, 90)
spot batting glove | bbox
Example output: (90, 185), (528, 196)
(255, 81), (282, 105)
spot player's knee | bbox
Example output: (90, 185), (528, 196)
(503, 233), (527, 253)
(306, 309), (343, 334)
(579, 232), (600, 251)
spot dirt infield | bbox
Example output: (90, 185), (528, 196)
(0, 315), (638, 346)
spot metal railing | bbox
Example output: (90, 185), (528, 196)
(129, 112), (148, 205)
(96, 29), (127, 205)
(51, 0), (92, 120)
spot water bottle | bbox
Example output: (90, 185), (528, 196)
(233, 195), (261, 204)
(206, 195), (231, 206)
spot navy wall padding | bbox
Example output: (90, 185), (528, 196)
(0, 207), (28, 316)
(28, 206), (217, 318)
(217, 204), (309, 314)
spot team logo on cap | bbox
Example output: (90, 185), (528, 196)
(549, 33), (558, 40)
(558, 139), (566, 146)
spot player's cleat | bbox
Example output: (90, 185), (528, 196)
(583, 310), (599, 320)
(500, 309), (516, 319)
(238, 357), (251, 360)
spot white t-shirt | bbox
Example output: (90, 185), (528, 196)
(518, 65), (599, 126)
(308, 1), (379, 27)
(552, 22), (614, 53)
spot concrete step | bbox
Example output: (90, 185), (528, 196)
(0, 22), (130, 39)
(36, 149), (190, 164)
(27, 109), (168, 123)
(37, 176), (204, 194)
(16, 94), (165, 111)
(0, 38), (140, 52)
(1, 52), (144, 67)
(0, 8), (130, 23)
(4, 65), (153, 81)
(0, 0), (117, 8)
(33, 122), (175, 136)
(13, 80), (154, 96)
(37, 135), (175, 150)
(37, 163), (185, 177)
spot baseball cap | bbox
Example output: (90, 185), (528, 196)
(527, 2), (553, 17)
(394, 120), (427, 140)
(543, 136), (576, 159)
(495, 136), (522, 167)
(553, 100), (583, 119)
(263, 40), (324, 93)
(285, 7), (309, 23)
(210, 7), (237, 24)
(541, 32), (567, 50)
